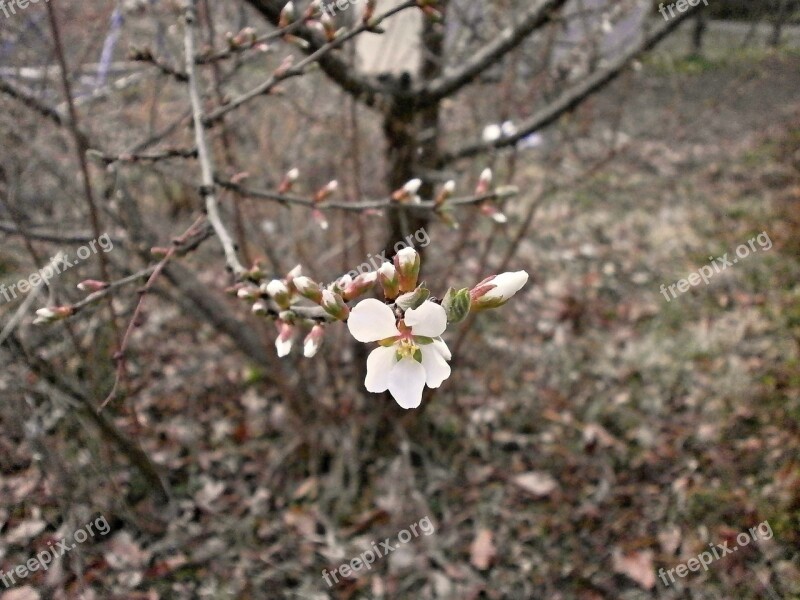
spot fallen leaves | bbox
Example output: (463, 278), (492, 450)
(469, 529), (496, 570)
(612, 548), (656, 590)
(512, 472), (559, 498)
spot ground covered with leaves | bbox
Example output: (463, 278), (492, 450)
(1, 43), (799, 600)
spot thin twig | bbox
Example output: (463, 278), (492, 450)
(216, 177), (519, 211)
(184, 0), (246, 276)
(46, 2), (122, 347)
(203, 1), (417, 125)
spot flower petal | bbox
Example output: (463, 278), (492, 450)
(347, 299), (400, 343)
(275, 337), (292, 357)
(388, 357), (427, 409)
(365, 346), (397, 393)
(484, 271), (529, 301)
(432, 337), (452, 361)
(405, 301), (447, 338)
(420, 345), (451, 388)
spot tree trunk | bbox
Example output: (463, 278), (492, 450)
(771, 0), (790, 47)
(383, 12), (445, 258)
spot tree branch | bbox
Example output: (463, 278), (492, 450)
(184, 1), (247, 276)
(442, 3), (704, 163)
(241, 0), (395, 109)
(417, 0), (569, 107)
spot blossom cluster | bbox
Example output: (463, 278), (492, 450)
(234, 245), (528, 409)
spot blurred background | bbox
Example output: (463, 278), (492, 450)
(0, 0), (798, 598)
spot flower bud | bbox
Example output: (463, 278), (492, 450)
(275, 320), (294, 357)
(393, 247), (420, 293)
(33, 306), (73, 325)
(470, 270), (529, 310)
(314, 180), (338, 203)
(252, 301), (269, 316)
(321, 289), (349, 320)
(320, 12), (336, 41)
(378, 262), (400, 300)
(435, 180), (455, 206)
(303, 324), (325, 358)
(306, 0), (322, 18)
(501, 120), (517, 138)
(278, 168), (299, 193)
(263, 279), (291, 308)
(480, 201), (507, 224)
(279, 1), (296, 27)
(293, 276), (323, 304)
(312, 208), (329, 231)
(362, 0), (376, 23)
(343, 271), (377, 301)
(287, 264), (303, 282)
(237, 286), (261, 300)
(476, 168), (493, 195)
(77, 279), (109, 293)
(392, 178), (422, 203)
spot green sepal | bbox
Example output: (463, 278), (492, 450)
(395, 286), (430, 311)
(442, 287), (471, 324)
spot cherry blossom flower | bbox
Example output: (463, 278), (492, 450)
(347, 298), (451, 409)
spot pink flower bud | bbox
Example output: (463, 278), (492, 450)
(393, 247), (420, 293)
(470, 271), (529, 309)
(378, 262), (400, 299)
(312, 208), (329, 231)
(303, 325), (325, 358)
(435, 180), (455, 206)
(275, 320), (295, 357)
(392, 178), (422, 203)
(278, 168), (299, 193)
(480, 201), (507, 224)
(33, 306), (73, 325)
(476, 168), (493, 195)
(343, 272), (377, 301)
(77, 280), (109, 293)
(314, 180), (338, 203)
(320, 13), (336, 41)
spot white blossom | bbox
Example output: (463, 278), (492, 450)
(347, 299), (451, 409)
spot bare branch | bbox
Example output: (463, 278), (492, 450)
(184, 0), (247, 276)
(417, 0), (569, 107)
(205, 1), (418, 125)
(0, 76), (65, 126)
(216, 177), (519, 211)
(442, 3), (704, 163)
(242, 0), (397, 108)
